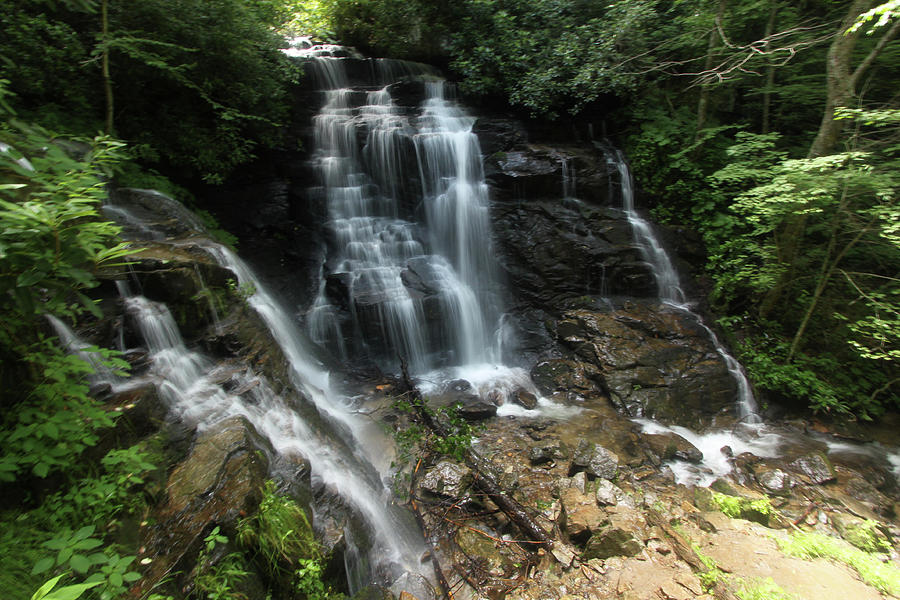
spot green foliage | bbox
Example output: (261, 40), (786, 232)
(0, 341), (127, 482)
(2, 0), (300, 184)
(29, 526), (141, 600)
(30, 575), (101, 600)
(237, 480), (320, 578)
(0, 117), (133, 346)
(843, 520), (892, 554)
(711, 492), (773, 521)
(775, 531), (900, 595)
(227, 279), (258, 303)
(40, 445), (157, 528)
(195, 528), (250, 600)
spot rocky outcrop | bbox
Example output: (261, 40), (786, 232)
(492, 200), (655, 308)
(136, 416), (271, 596)
(555, 302), (739, 427)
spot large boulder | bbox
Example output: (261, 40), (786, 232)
(555, 302), (739, 428)
(492, 200), (655, 307)
(136, 416), (273, 596)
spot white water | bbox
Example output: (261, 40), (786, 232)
(607, 148), (759, 423)
(299, 48), (538, 408)
(101, 190), (432, 592)
(46, 315), (123, 385)
(635, 419), (784, 487)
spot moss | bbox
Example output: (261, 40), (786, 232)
(736, 577), (799, 600)
(843, 519), (892, 554)
(775, 531), (900, 595)
(711, 491), (773, 525)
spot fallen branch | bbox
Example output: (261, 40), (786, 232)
(398, 358), (556, 554)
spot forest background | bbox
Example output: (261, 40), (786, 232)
(0, 0), (897, 597)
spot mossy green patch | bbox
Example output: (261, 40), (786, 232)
(775, 531), (900, 595)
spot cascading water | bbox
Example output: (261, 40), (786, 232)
(606, 148), (760, 423)
(103, 192), (432, 594)
(302, 51), (501, 375)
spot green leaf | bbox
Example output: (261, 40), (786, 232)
(69, 553), (90, 574)
(30, 575), (65, 600)
(31, 557), (56, 575)
(40, 581), (102, 600)
(72, 538), (102, 551)
(33, 462), (50, 478)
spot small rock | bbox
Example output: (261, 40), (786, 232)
(513, 389), (539, 410)
(595, 479), (629, 507)
(757, 469), (795, 496)
(643, 432), (703, 463)
(788, 453), (836, 484)
(582, 527), (643, 560)
(419, 461), (472, 498)
(560, 487), (608, 544)
(529, 441), (569, 465)
(674, 571), (704, 595)
(456, 399), (498, 421)
(570, 439), (619, 480)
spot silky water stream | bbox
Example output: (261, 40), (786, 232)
(101, 195), (432, 596)
(602, 148), (900, 486)
(298, 46), (570, 415)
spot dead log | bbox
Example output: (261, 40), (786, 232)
(398, 359), (555, 553)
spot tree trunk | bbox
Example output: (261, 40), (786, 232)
(761, 1), (778, 134)
(807, 0), (869, 158)
(696, 0), (729, 139)
(102, 0), (114, 135)
(764, 1), (900, 315)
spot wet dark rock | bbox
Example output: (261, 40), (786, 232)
(528, 441), (568, 465)
(137, 416), (272, 596)
(570, 439), (619, 480)
(419, 461), (473, 498)
(789, 453), (836, 485)
(492, 200), (654, 307)
(530, 359), (602, 397)
(554, 303), (738, 429)
(513, 389), (538, 410)
(642, 432), (703, 463)
(456, 399), (498, 421)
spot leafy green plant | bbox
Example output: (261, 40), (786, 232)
(227, 279), (257, 303)
(0, 118), (133, 344)
(30, 575), (101, 600)
(711, 492), (774, 521)
(0, 341), (127, 482)
(32, 526), (107, 576)
(40, 444), (157, 528)
(194, 526), (250, 600)
(237, 481), (319, 578)
(84, 553), (141, 600)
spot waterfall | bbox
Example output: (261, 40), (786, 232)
(301, 52), (500, 373)
(104, 193), (433, 594)
(605, 148), (760, 422)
